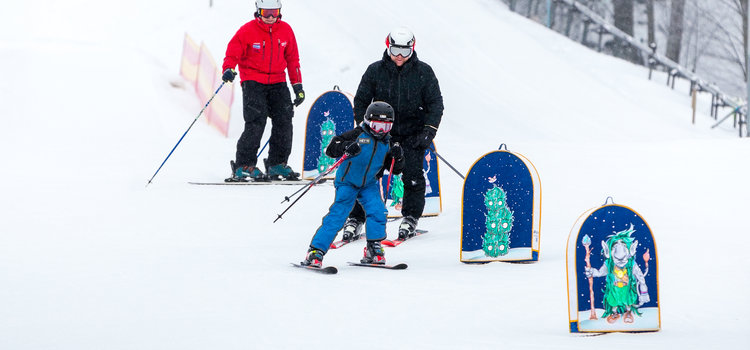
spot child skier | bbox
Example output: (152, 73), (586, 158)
(301, 101), (404, 267)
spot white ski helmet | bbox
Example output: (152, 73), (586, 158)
(255, 0), (281, 10)
(386, 26), (416, 57)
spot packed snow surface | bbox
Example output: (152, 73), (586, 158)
(1, 0), (748, 349)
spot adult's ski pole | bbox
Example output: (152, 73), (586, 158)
(146, 82), (226, 186)
(384, 157), (396, 202)
(257, 138), (270, 158)
(274, 154), (348, 223)
(429, 145), (465, 180)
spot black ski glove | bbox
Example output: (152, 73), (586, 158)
(408, 126), (437, 149)
(390, 142), (403, 161)
(293, 84), (305, 106)
(222, 68), (237, 83)
(344, 141), (361, 157)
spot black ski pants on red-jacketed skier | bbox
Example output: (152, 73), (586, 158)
(235, 80), (294, 168)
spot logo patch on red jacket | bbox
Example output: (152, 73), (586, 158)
(252, 43), (261, 52)
(281, 41), (287, 47)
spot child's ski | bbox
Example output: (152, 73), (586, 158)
(347, 262), (408, 270)
(382, 229), (428, 247)
(290, 263), (338, 274)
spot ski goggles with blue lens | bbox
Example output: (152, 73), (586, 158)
(259, 8), (280, 18)
(388, 45), (413, 57)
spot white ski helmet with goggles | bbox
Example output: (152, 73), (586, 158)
(256, 0), (281, 9)
(255, 0), (281, 18)
(385, 26), (415, 57)
(363, 101), (395, 137)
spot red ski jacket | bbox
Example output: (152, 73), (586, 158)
(223, 18), (301, 85)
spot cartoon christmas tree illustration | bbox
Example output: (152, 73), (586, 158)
(317, 118), (336, 173)
(389, 174), (404, 210)
(482, 185), (514, 257)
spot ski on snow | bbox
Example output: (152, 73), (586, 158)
(290, 262), (408, 273)
(347, 262), (408, 270)
(329, 235), (363, 249)
(331, 229), (428, 249)
(382, 229), (428, 247)
(189, 179), (328, 186)
(290, 263), (338, 274)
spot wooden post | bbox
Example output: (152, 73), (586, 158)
(691, 87), (697, 125)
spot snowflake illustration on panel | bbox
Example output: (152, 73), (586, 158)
(317, 117), (336, 173)
(482, 182), (514, 257)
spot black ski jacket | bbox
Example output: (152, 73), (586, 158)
(353, 51), (444, 139)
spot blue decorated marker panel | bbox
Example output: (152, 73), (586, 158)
(566, 204), (660, 333)
(460, 150), (541, 262)
(301, 90), (354, 180)
(379, 141), (442, 218)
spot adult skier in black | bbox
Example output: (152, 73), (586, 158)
(341, 26), (444, 241)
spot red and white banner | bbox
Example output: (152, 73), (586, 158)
(180, 33), (233, 137)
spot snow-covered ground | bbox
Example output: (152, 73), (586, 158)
(1, 0), (748, 349)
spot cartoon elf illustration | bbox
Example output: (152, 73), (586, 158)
(423, 151), (433, 195)
(585, 224), (651, 324)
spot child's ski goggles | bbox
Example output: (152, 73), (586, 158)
(369, 120), (393, 134)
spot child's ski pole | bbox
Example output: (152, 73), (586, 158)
(274, 154), (348, 223)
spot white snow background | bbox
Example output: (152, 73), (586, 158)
(1, 0), (749, 349)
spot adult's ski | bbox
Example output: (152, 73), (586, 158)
(189, 179), (327, 186)
(290, 263), (338, 274)
(382, 229), (428, 247)
(329, 234), (363, 249)
(347, 262), (408, 270)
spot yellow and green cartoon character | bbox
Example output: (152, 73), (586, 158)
(585, 225), (651, 324)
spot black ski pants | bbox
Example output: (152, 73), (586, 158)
(349, 140), (426, 222)
(236, 80), (294, 168)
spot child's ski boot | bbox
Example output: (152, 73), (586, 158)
(361, 240), (386, 264)
(301, 247), (325, 268)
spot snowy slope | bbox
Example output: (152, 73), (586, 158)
(1, 0), (748, 349)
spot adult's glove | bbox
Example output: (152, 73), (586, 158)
(344, 141), (361, 157)
(390, 142), (403, 161)
(222, 68), (237, 83)
(408, 126), (437, 149)
(292, 83), (305, 107)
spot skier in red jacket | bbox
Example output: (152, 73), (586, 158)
(222, 0), (304, 182)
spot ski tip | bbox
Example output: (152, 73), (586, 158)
(290, 263), (338, 274)
(391, 263), (408, 269)
(346, 262), (408, 270)
(382, 239), (405, 247)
